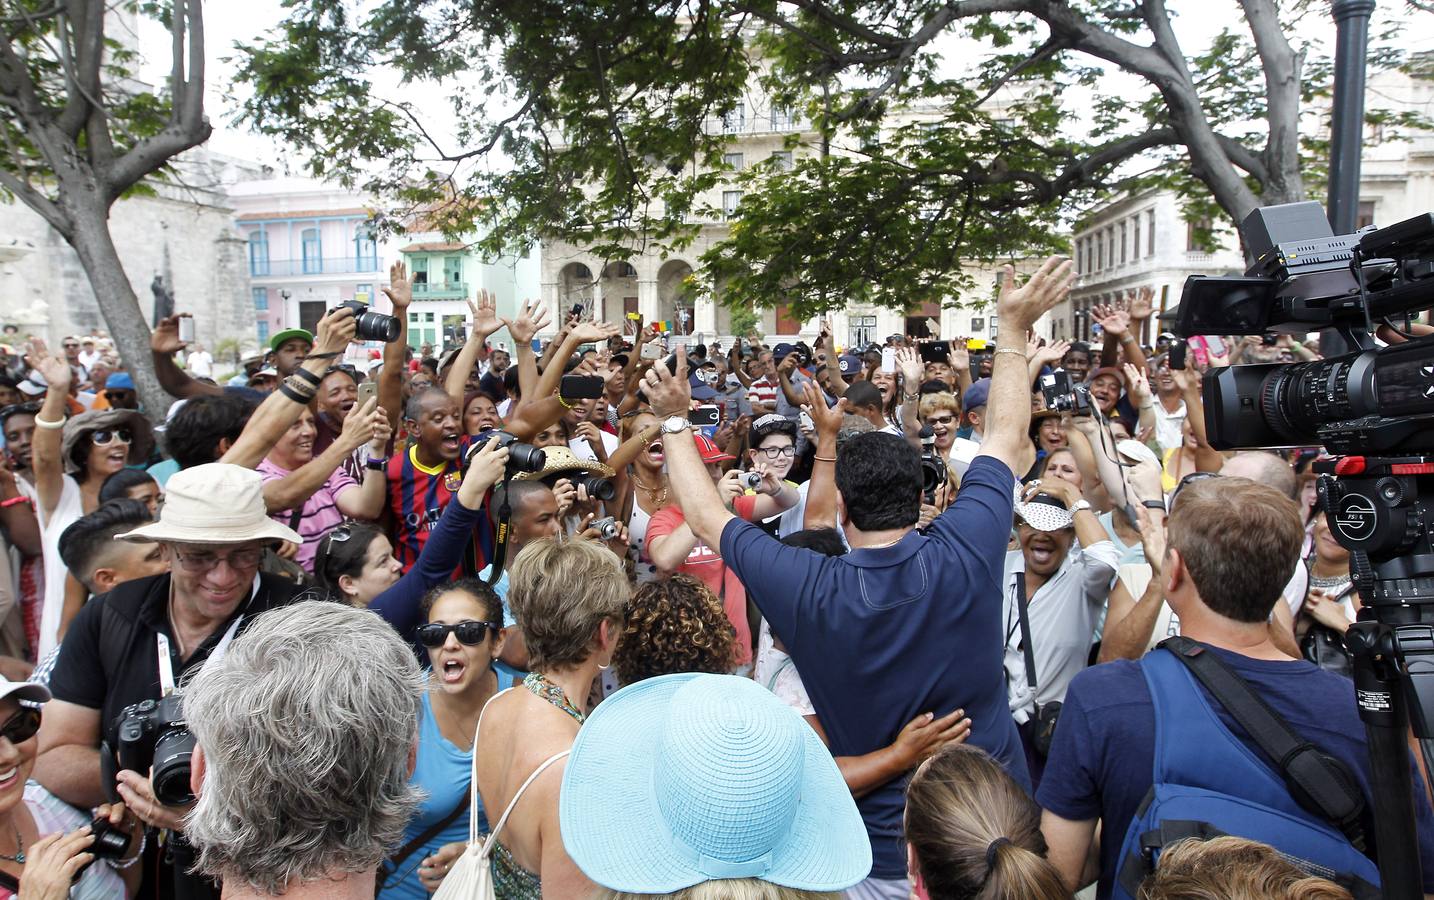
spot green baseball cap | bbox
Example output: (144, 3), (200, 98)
(269, 328), (313, 353)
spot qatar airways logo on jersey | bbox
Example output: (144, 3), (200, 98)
(404, 508), (443, 531)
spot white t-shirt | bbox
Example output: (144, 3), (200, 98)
(188, 349), (214, 378)
(568, 431), (619, 462)
(1153, 398), (1187, 453)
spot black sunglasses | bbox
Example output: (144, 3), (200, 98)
(1169, 471), (1221, 513)
(416, 621), (502, 648)
(0, 707), (40, 745)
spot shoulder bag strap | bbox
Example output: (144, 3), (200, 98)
(477, 751), (571, 861)
(1157, 636), (1367, 850)
(288, 505), (304, 532)
(1014, 571), (1038, 692)
(381, 788), (470, 888)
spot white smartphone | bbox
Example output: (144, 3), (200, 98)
(177, 317), (195, 344)
(799, 410), (814, 432)
(880, 348), (897, 373)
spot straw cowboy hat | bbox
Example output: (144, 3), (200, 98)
(117, 463), (302, 545)
(512, 446), (615, 482)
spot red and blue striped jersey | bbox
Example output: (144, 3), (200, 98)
(386, 440), (492, 573)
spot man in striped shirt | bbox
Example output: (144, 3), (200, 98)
(745, 349), (779, 414)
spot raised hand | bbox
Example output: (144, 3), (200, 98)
(28, 339), (72, 392)
(1130, 286), (1154, 322)
(468, 289), (502, 338)
(314, 305), (358, 355)
(802, 380), (847, 440)
(1091, 303), (1130, 337)
(1025, 331), (1043, 361)
(150, 315), (188, 355)
(507, 299), (551, 346)
(457, 437), (511, 507)
(896, 346), (924, 388)
(571, 320), (621, 345)
(1036, 339), (1071, 368)
(997, 257), (1076, 333)
(382, 261), (414, 310)
(948, 338), (970, 373)
(1123, 362), (1152, 405)
(642, 344), (692, 418)
(340, 397), (382, 450)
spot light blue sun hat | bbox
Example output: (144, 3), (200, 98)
(559, 673), (872, 894)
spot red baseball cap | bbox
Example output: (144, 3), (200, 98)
(693, 433), (734, 464)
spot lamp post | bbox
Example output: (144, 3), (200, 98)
(1327, 0), (1376, 233)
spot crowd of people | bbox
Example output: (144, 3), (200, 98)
(0, 254), (1423, 900)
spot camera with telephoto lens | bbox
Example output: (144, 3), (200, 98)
(568, 471), (616, 502)
(333, 299), (401, 343)
(467, 431), (546, 474)
(113, 695), (196, 806)
(740, 471), (763, 491)
(1039, 371), (1092, 416)
(588, 516), (621, 541)
(918, 426), (946, 504)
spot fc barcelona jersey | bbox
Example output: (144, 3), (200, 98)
(386, 440), (492, 574)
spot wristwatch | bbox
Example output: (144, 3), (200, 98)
(1071, 499), (1092, 513)
(661, 416), (690, 435)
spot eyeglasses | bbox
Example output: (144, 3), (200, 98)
(323, 523), (354, 550)
(170, 547), (265, 573)
(1168, 471), (1221, 513)
(89, 428), (132, 446)
(756, 445), (796, 459)
(416, 621), (503, 647)
(925, 415), (956, 427)
(62, 343), (79, 350)
(0, 708), (40, 745)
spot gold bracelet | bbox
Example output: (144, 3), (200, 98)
(993, 347), (1026, 359)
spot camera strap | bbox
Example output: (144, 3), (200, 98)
(482, 473), (514, 587)
(1013, 571), (1039, 695)
(156, 615), (244, 698)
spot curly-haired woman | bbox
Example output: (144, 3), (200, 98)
(611, 575), (736, 685)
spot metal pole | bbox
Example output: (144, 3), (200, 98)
(1322, 0), (1376, 357)
(1327, 0), (1376, 232)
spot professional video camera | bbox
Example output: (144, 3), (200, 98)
(1175, 200), (1434, 900)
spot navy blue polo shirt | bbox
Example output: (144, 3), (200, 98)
(721, 455), (1028, 880)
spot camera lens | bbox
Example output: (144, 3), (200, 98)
(741, 472), (763, 490)
(151, 728), (197, 806)
(88, 817), (131, 859)
(574, 473), (616, 502)
(506, 443), (547, 473)
(354, 308), (401, 343)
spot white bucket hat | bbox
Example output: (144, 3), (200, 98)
(1014, 492), (1075, 532)
(116, 463), (302, 545)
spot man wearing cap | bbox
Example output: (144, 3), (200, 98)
(77, 336), (101, 373)
(99, 371), (138, 410)
(33, 463), (305, 900)
(960, 377), (990, 444)
(644, 256), (1073, 899)
(645, 433), (795, 675)
(1002, 476), (1118, 784)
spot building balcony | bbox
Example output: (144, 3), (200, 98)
(250, 257), (381, 278)
(413, 281), (469, 299)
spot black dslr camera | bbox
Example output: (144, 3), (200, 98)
(334, 299), (401, 343)
(111, 695), (197, 806)
(1039, 371), (1092, 416)
(467, 430), (546, 474)
(568, 471), (616, 502)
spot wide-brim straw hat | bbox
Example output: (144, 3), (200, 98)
(512, 445), (614, 482)
(60, 409), (155, 474)
(116, 463), (302, 545)
(560, 673), (871, 894)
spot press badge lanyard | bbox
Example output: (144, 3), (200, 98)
(156, 576), (256, 697)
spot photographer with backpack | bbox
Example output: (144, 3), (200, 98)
(1036, 475), (1434, 899)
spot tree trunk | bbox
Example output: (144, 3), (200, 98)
(65, 201), (172, 425)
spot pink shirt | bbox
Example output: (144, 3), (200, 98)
(257, 457), (357, 572)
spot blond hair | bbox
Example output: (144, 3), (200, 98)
(506, 537), (629, 671)
(593, 881), (838, 900)
(1138, 836), (1354, 900)
(904, 745), (1070, 900)
(919, 392), (960, 420)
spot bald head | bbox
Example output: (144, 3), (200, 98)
(1220, 451), (1296, 499)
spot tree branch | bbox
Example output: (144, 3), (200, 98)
(1238, 0), (1301, 202)
(0, 168), (68, 234)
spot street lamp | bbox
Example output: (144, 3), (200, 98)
(1328, 0), (1376, 233)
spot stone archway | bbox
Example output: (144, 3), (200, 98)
(557, 262), (595, 319)
(657, 259), (696, 335)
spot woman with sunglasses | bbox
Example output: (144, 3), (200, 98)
(29, 344), (154, 660)
(0, 680), (142, 899)
(378, 578), (506, 900)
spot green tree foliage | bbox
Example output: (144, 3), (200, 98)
(0, 0), (211, 417)
(236, 0), (1429, 319)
